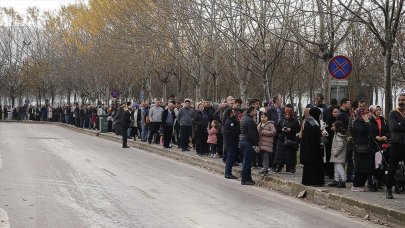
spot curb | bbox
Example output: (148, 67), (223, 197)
(2, 121), (404, 227)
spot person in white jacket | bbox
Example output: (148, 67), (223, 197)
(328, 120), (348, 188)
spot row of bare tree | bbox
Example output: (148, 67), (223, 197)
(0, 0), (405, 116)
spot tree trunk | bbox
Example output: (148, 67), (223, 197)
(195, 83), (201, 103)
(67, 90), (71, 105)
(374, 86), (379, 105)
(384, 47), (393, 116)
(163, 83), (167, 102)
(11, 97), (16, 108)
(322, 58), (331, 104)
(239, 82), (247, 106)
(148, 74), (152, 102)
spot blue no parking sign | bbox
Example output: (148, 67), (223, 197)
(328, 55), (352, 80)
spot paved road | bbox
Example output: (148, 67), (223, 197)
(0, 123), (378, 228)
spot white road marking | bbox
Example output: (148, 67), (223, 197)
(0, 208), (10, 228)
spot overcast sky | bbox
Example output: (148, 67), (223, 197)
(0, 0), (84, 14)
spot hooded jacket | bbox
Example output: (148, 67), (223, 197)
(330, 132), (348, 164)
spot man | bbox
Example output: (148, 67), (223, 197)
(248, 99), (261, 124)
(336, 98), (351, 132)
(223, 98), (243, 163)
(239, 106), (259, 185)
(224, 109), (240, 179)
(204, 100), (215, 123)
(386, 93), (405, 199)
(268, 95), (284, 171)
(306, 93), (328, 113)
(148, 101), (164, 144)
(161, 102), (176, 149)
(178, 99), (194, 151)
(121, 103), (131, 148)
(249, 98), (262, 168)
(173, 101), (181, 147)
(140, 102), (149, 141)
(132, 104), (142, 140)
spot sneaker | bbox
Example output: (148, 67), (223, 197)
(328, 181), (339, 187)
(351, 186), (365, 192)
(386, 188), (394, 199)
(241, 181), (255, 185)
(225, 175), (238, 179)
(336, 182), (346, 188)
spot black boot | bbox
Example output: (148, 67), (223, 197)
(386, 188), (394, 199)
(328, 181), (339, 187)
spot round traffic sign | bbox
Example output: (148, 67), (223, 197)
(111, 90), (120, 99)
(328, 55), (352, 80)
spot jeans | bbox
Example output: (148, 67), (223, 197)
(180, 126), (192, 150)
(148, 122), (161, 144)
(209, 144), (217, 155)
(122, 126), (128, 147)
(240, 140), (254, 182)
(163, 125), (173, 147)
(225, 145), (236, 176)
(334, 163), (347, 182)
(141, 123), (149, 141)
(262, 152), (270, 171)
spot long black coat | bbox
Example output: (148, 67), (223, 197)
(274, 118), (300, 166)
(121, 109), (132, 129)
(352, 119), (373, 174)
(300, 117), (324, 186)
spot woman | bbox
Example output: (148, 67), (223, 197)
(257, 113), (276, 174)
(193, 102), (209, 156)
(274, 105), (301, 173)
(301, 107), (325, 186)
(351, 108), (374, 192)
(368, 105), (390, 191)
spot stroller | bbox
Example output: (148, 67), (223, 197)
(370, 140), (390, 192)
(372, 139), (405, 194)
(394, 162), (405, 194)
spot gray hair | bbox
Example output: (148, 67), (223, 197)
(399, 93), (405, 97)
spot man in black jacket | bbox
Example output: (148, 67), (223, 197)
(224, 109), (240, 179)
(121, 103), (132, 148)
(239, 106), (259, 185)
(161, 102), (176, 149)
(386, 93), (405, 199)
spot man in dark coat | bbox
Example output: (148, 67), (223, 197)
(161, 102), (176, 148)
(121, 103), (132, 148)
(300, 107), (325, 186)
(306, 93), (328, 113)
(268, 95), (285, 171)
(224, 109), (240, 179)
(386, 93), (405, 199)
(239, 106), (259, 185)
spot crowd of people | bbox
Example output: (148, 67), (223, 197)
(1, 93), (405, 199)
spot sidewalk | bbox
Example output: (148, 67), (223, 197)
(3, 121), (404, 227)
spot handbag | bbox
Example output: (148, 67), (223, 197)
(284, 137), (298, 149)
(355, 145), (370, 154)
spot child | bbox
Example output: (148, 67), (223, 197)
(257, 113), (276, 174)
(328, 120), (348, 188)
(207, 120), (218, 158)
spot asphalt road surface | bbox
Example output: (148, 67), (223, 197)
(0, 123), (378, 228)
